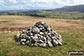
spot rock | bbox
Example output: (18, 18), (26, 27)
(52, 40), (58, 47)
(57, 40), (62, 46)
(14, 32), (21, 42)
(58, 34), (62, 42)
(47, 27), (52, 31)
(38, 40), (44, 44)
(15, 21), (62, 47)
(21, 42), (25, 45)
(32, 27), (40, 33)
(39, 43), (46, 47)
(26, 40), (32, 46)
(21, 30), (26, 34)
(21, 39), (26, 42)
(39, 32), (44, 35)
(47, 41), (53, 47)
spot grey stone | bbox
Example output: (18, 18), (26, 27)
(15, 21), (62, 47)
(26, 41), (32, 46)
(52, 40), (58, 47)
(21, 39), (26, 42)
(39, 32), (44, 35)
(57, 40), (62, 46)
(47, 41), (53, 47)
(32, 27), (40, 33)
(47, 27), (52, 31)
(51, 36), (56, 40)
(22, 30), (26, 34)
(38, 40), (44, 44)
(15, 32), (20, 38)
(21, 42), (25, 45)
(40, 21), (46, 25)
(39, 43), (46, 47)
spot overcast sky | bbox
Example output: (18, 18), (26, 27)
(0, 0), (84, 10)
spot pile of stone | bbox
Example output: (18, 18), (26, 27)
(14, 21), (62, 47)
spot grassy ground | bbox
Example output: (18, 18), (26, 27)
(0, 15), (84, 56)
(0, 15), (84, 33)
(0, 32), (84, 56)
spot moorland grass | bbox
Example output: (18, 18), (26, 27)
(0, 32), (84, 56)
(0, 15), (84, 56)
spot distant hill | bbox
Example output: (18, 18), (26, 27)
(0, 5), (84, 19)
(0, 10), (40, 14)
(0, 4), (84, 14)
(51, 5), (84, 12)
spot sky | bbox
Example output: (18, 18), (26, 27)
(0, 0), (84, 10)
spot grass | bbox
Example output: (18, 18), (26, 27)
(0, 32), (84, 56)
(0, 15), (84, 33)
(0, 15), (84, 56)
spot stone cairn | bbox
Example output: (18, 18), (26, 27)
(14, 21), (62, 47)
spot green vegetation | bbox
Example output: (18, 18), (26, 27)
(0, 32), (84, 56)
(32, 11), (84, 19)
(1, 10), (84, 19)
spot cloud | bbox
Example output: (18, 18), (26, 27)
(8, 0), (17, 4)
(0, 0), (5, 6)
(0, 0), (84, 10)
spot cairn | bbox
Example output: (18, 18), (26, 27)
(14, 21), (62, 47)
